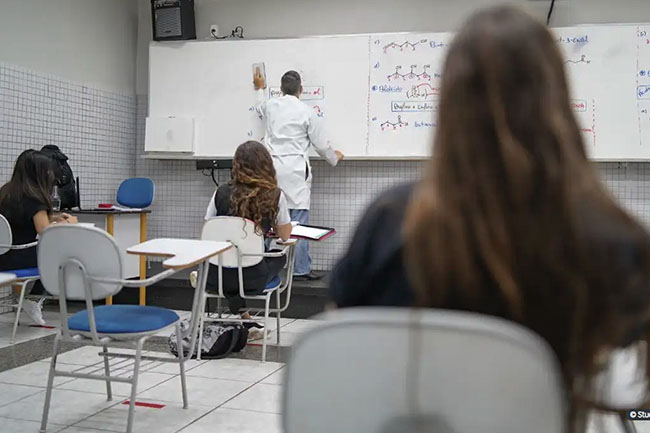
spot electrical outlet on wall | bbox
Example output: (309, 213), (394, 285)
(210, 24), (219, 38)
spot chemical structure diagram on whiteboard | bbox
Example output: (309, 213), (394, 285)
(367, 33), (450, 156)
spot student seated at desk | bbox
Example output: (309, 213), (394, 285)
(0, 149), (77, 324)
(197, 141), (291, 335)
(330, 6), (650, 432)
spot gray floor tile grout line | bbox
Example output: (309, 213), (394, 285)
(0, 320), (296, 428)
(0, 384), (43, 409)
(0, 367), (286, 429)
(0, 374), (76, 389)
(64, 373), (182, 431)
(63, 354), (273, 430)
(218, 405), (282, 416)
(0, 415), (68, 429)
(0, 386), (127, 426)
(56, 366), (179, 399)
(0, 354), (202, 427)
(172, 363), (285, 433)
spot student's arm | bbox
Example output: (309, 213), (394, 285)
(51, 212), (77, 223)
(275, 223), (292, 241)
(34, 210), (77, 233)
(307, 112), (343, 167)
(33, 211), (51, 233)
(273, 191), (292, 241)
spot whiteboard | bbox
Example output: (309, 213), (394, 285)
(149, 24), (650, 160)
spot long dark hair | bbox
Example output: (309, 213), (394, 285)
(404, 6), (650, 432)
(0, 149), (54, 211)
(230, 141), (280, 235)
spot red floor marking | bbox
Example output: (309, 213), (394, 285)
(122, 401), (166, 409)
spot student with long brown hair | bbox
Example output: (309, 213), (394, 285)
(195, 141), (292, 335)
(0, 149), (77, 325)
(330, 6), (650, 432)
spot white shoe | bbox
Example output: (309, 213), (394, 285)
(22, 298), (45, 326)
(247, 328), (270, 342)
(189, 271), (197, 289)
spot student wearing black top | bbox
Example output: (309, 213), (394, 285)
(0, 149), (77, 325)
(193, 141), (292, 338)
(330, 7), (650, 433)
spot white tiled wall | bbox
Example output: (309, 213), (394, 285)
(135, 96), (650, 271)
(0, 63), (136, 310)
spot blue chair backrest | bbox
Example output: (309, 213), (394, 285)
(116, 178), (154, 208)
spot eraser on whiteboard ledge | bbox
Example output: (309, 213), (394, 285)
(98, 203), (113, 208)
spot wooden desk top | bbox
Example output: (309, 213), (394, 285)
(0, 272), (17, 286)
(69, 209), (152, 215)
(126, 238), (232, 269)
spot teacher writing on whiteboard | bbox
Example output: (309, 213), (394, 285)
(254, 70), (344, 281)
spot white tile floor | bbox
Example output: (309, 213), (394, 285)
(2, 311), (650, 433)
(0, 310), (62, 348)
(0, 313), (317, 433)
(0, 348), (287, 433)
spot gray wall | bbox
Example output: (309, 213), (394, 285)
(0, 0), (138, 309)
(1, 0), (138, 94)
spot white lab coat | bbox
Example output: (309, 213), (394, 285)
(256, 90), (338, 209)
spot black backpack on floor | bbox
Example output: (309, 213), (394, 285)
(41, 145), (78, 209)
(169, 320), (248, 359)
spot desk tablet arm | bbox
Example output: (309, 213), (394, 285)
(89, 268), (178, 288)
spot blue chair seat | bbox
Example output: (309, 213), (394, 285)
(263, 276), (282, 292)
(9, 267), (39, 279)
(68, 305), (179, 334)
(117, 178), (154, 208)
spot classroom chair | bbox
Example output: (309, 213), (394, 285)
(37, 224), (206, 433)
(198, 216), (296, 362)
(283, 308), (565, 433)
(116, 177), (155, 208)
(0, 214), (42, 344)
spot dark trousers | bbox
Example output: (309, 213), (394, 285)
(205, 254), (287, 314)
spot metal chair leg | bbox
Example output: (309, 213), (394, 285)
(620, 414), (638, 433)
(197, 294), (207, 361)
(276, 289), (281, 345)
(176, 322), (188, 409)
(102, 345), (113, 401)
(40, 331), (62, 432)
(262, 294), (271, 363)
(126, 338), (146, 433)
(11, 281), (29, 344)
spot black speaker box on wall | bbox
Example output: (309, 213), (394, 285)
(151, 0), (196, 41)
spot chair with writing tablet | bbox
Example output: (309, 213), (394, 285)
(283, 308), (565, 433)
(0, 214), (42, 344)
(199, 216), (297, 363)
(37, 224), (214, 433)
